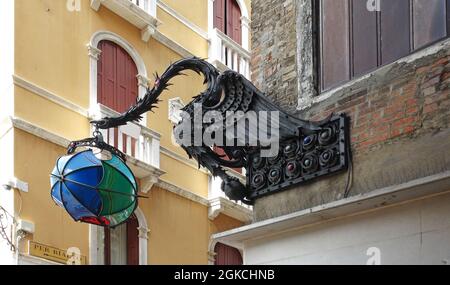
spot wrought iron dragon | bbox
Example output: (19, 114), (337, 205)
(86, 58), (351, 205)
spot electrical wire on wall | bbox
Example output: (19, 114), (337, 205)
(343, 127), (354, 199)
(0, 205), (16, 252)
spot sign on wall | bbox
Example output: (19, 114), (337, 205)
(28, 241), (88, 265)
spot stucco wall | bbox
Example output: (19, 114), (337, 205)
(9, 0), (250, 265)
(245, 191), (450, 265)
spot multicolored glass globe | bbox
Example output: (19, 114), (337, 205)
(50, 150), (138, 227)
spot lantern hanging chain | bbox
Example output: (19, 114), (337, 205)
(0, 205), (17, 252)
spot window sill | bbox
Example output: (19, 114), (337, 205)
(297, 37), (450, 111)
(90, 0), (161, 42)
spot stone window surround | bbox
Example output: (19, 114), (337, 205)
(295, 0), (450, 111)
(87, 30), (149, 126)
(89, 207), (149, 265)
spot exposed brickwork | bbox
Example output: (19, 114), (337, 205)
(302, 52), (450, 155)
(250, 0), (450, 221)
(251, 0), (298, 112)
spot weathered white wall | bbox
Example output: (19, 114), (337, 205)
(244, 191), (450, 265)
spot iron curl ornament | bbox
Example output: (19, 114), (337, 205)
(87, 58), (352, 206)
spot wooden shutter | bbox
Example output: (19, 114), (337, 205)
(104, 227), (111, 265)
(318, 0), (450, 92)
(214, 0), (226, 32)
(320, 0), (350, 91)
(412, 0), (448, 49)
(227, 0), (242, 44)
(98, 40), (138, 113)
(351, 0), (378, 77)
(214, 243), (243, 265)
(126, 215), (140, 265)
(380, 0), (411, 65)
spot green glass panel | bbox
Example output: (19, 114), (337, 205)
(103, 155), (137, 191)
(98, 163), (135, 215)
(105, 202), (136, 227)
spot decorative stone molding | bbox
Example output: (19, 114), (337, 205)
(87, 44), (102, 60)
(141, 24), (157, 42)
(207, 250), (217, 264)
(136, 74), (150, 88)
(208, 197), (253, 224)
(140, 175), (159, 194)
(137, 227), (150, 239)
(168, 97), (185, 124)
(90, 0), (103, 11)
(208, 198), (224, 220)
(90, 0), (159, 43)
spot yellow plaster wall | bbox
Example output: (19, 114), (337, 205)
(12, 0), (250, 265)
(160, 153), (209, 198)
(13, 129), (90, 258)
(141, 186), (209, 264)
(161, 0), (208, 31)
(14, 0), (209, 194)
(14, 86), (90, 141)
(157, 8), (208, 58)
(210, 214), (244, 234)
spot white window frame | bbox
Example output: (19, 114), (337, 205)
(89, 207), (149, 265)
(87, 30), (149, 126)
(207, 0), (251, 51)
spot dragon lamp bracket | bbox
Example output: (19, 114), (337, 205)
(87, 58), (351, 205)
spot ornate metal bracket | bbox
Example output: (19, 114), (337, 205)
(67, 128), (127, 162)
(90, 58), (351, 205)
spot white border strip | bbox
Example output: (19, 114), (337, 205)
(157, 1), (209, 40)
(13, 75), (88, 117)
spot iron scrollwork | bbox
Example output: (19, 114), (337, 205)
(90, 58), (351, 205)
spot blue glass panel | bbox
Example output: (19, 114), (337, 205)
(60, 183), (95, 220)
(51, 165), (60, 177)
(64, 181), (102, 215)
(50, 175), (59, 188)
(57, 154), (73, 174)
(65, 165), (103, 188)
(51, 182), (63, 207)
(63, 151), (101, 176)
(103, 155), (137, 190)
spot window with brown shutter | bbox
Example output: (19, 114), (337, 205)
(317, 0), (450, 92)
(104, 214), (139, 265)
(214, 0), (242, 44)
(214, 243), (243, 265)
(97, 40), (138, 113)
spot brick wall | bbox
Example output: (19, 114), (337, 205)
(250, 0), (298, 112)
(250, 0), (450, 221)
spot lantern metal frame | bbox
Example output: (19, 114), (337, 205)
(51, 130), (140, 228)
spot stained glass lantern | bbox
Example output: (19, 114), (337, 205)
(50, 132), (138, 227)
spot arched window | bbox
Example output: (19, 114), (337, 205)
(214, 243), (243, 265)
(97, 40), (138, 113)
(214, 0), (242, 45)
(104, 214), (139, 265)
